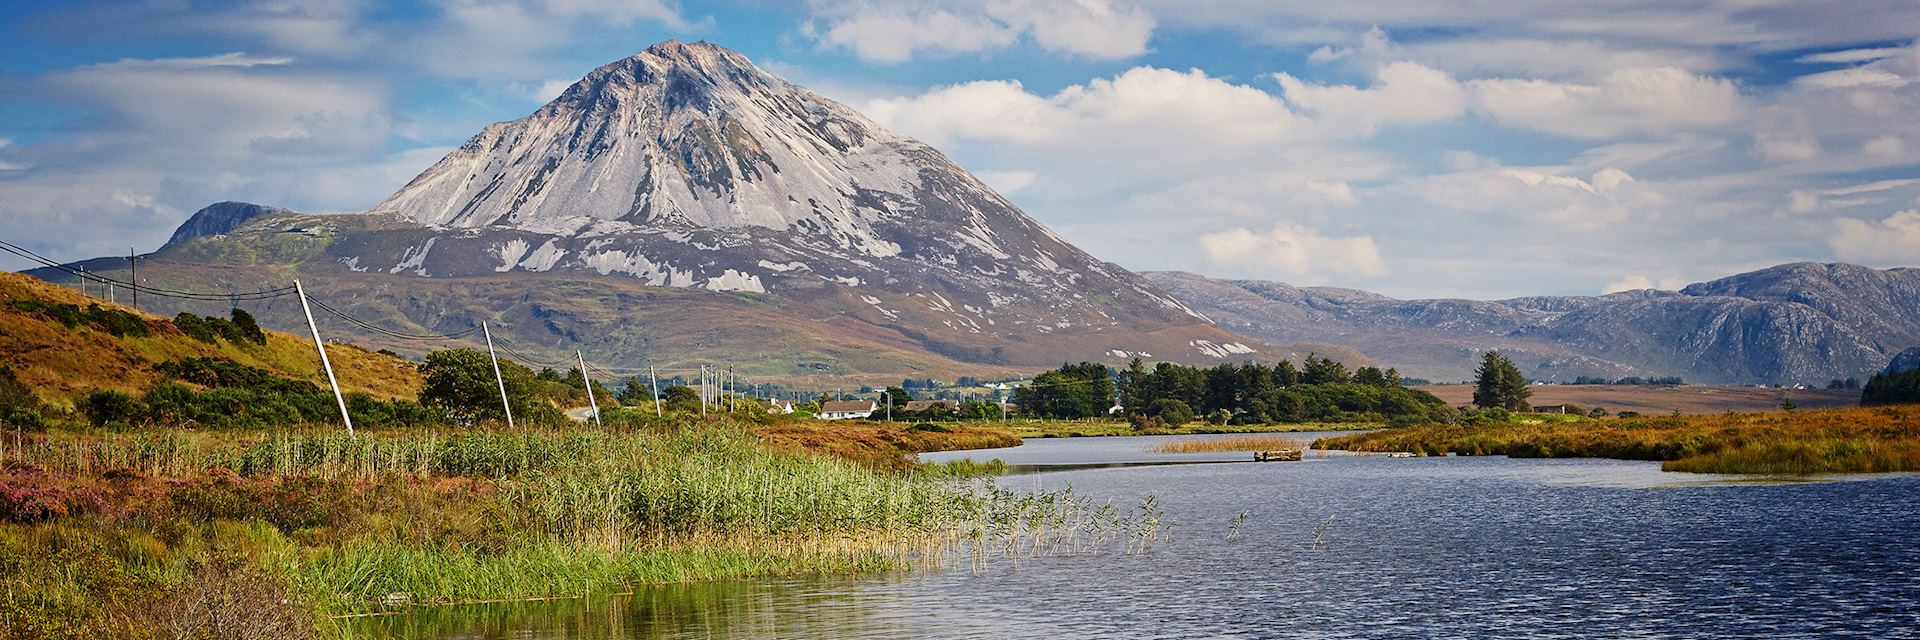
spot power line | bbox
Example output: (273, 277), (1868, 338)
(0, 239), (295, 301)
(302, 294), (480, 342)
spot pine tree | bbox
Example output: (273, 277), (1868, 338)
(1472, 351), (1532, 410)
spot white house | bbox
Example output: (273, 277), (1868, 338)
(817, 400), (878, 420)
(762, 398), (795, 414)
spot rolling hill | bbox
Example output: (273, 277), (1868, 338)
(1147, 262), (1920, 385)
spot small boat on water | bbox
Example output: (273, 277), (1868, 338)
(1255, 449), (1303, 462)
(1388, 452), (1416, 458)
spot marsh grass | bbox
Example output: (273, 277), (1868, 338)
(1150, 435), (1310, 454)
(0, 418), (1171, 629)
(1315, 405), (1920, 474)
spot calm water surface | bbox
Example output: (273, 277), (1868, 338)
(355, 432), (1920, 639)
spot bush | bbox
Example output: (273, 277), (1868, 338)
(84, 390), (145, 427)
(0, 366), (43, 419)
(1145, 399), (1195, 426)
(1128, 412), (1168, 433)
(171, 309), (265, 345)
(11, 300), (148, 337)
(907, 423), (952, 433)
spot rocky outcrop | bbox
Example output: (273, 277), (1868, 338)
(163, 202), (290, 248)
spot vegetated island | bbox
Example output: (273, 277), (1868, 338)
(1315, 351), (1920, 474)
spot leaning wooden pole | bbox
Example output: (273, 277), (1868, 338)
(294, 280), (353, 436)
(577, 350), (601, 427)
(649, 364), (662, 416)
(483, 322), (515, 428)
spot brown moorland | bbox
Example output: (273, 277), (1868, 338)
(0, 272), (421, 403)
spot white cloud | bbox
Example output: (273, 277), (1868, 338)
(1199, 223), (1388, 279)
(1796, 47), (1908, 65)
(87, 52), (295, 70)
(532, 78), (576, 102)
(865, 66), (1301, 150)
(1754, 132), (1824, 162)
(1602, 274), (1686, 294)
(1794, 67), (1909, 90)
(808, 0), (1154, 62)
(1863, 135), (1907, 158)
(1470, 67), (1745, 138)
(0, 53), (402, 269)
(1307, 27), (1728, 80)
(1276, 61), (1466, 135)
(976, 169), (1038, 193)
(1831, 210), (1920, 264)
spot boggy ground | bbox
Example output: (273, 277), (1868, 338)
(1315, 405), (1920, 474)
(0, 418), (1044, 640)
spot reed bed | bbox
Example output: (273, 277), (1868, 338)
(0, 420), (1174, 626)
(1314, 405), (1920, 474)
(1149, 435), (1309, 454)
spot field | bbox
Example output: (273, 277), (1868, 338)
(1414, 384), (1861, 416)
(1315, 405), (1920, 474)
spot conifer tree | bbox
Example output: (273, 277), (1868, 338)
(1472, 351), (1531, 410)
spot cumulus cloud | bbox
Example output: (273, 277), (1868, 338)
(0, 52), (404, 267)
(1470, 67), (1745, 138)
(865, 67), (1301, 150)
(807, 0), (1154, 62)
(1275, 61), (1466, 135)
(1199, 223), (1388, 279)
(1831, 210), (1920, 264)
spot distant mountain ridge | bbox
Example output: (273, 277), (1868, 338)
(26, 41), (1296, 381)
(1146, 262), (1920, 385)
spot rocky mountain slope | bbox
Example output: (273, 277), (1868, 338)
(28, 41), (1284, 382)
(1146, 263), (1920, 385)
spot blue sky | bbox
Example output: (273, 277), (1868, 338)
(2, 0), (1917, 298)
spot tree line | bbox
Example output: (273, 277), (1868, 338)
(1012, 355), (1453, 426)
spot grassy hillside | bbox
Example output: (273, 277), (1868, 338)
(0, 272), (420, 405)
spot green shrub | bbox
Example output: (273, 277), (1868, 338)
(1145, 399), (1195, 425)
(11, 300), (148, 337)
(83, 390), (144, 427)
(906, 423), (952, 433)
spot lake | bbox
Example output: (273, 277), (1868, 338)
(352, 432), (1920, 639)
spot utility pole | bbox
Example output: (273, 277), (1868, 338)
(483, 321), (514, 428)
(649, 364), (662, 416)
(728, 365), (736, 412)
(127, 248), (137, 311)
(882, 390), (891, 422)
(294, 280), (353, 436)
(700, 365), (708, 418)
(577, 350), (600, 427)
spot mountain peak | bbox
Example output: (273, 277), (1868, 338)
(346, 41), (1228, 363)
